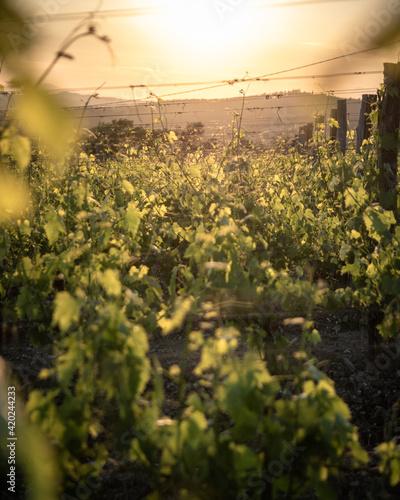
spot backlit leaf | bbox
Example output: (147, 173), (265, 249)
(363, 206), (395, 242)
(0, 169), (29, 223)
(44, 209), (66, 245)
(158, 296), (194, 335)
(96, 269), (122, 296)
(52, 292), (80, 332)
(12, 134), (31, 170)
(122, 179), (134, 194)
(125, 203), (141, 238)
(13, 83), (73, 157)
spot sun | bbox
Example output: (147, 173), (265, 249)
(153, 0), (257, 57)
(134, 1), (294, 82)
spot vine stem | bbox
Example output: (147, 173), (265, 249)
(77, 82), (106, 132)
(35, 5), (112, 87)
(237, 89), (246, 157)
(36, 32), (93, 86)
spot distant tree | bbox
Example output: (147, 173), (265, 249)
(81, 119), (164, 158)
(175, 122), (205, 153)
(79, 119), (211, 160)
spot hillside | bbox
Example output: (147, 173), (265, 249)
(0, 89), (362, 145)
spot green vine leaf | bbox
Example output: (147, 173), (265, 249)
(52, 292), (80, 332)
(44, 209), (66, 245)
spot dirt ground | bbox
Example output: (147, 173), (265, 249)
(2, 307), (400, 499)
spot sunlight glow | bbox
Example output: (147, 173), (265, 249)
(152, 0), (260, 57)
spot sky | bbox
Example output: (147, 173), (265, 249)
(4, 0), (400, 101)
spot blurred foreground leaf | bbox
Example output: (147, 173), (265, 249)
(52, 292), (80, 332)
(12, 83), (74, 158)
(0, 169), (29, 224)
(0, 357), (60, 499)
(0, 0), (26, 57)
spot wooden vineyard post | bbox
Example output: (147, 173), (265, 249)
(306, 122), (313, 142)
(356, 94), (377, 152)
(368, 305), (385, 360)
(95, 144), (103, 163)
(315, 114), (325, 138)
(368, 63), (400, 359)
(316, 114), (325, 127)
(298, 123), (313, 151)
(312, 115), (325, 158)
(337, 99), (347, 154)
(329, 108), (338, 154)
(377, 62), (400, 213)
(330, 108), (338, 141)
(299, 125), (307, 146)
